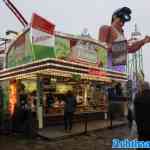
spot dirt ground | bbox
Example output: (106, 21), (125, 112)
(0, 125), (131, 150)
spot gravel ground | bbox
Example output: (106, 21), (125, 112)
(0, 125), (132, 150)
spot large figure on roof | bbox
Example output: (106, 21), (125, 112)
(99, 7), (150, 71)
(99, 7), (150, 53)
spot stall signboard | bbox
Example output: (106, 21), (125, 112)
(31, 13), (55, 60)
(7, 13), (56, 68)
(69, 41), (98, 66)
(7, 31), (33, 68)
(88, 69), (107, 77)
(107, 53), (126, 72)
(112, 40), (127, 66)
(96, 46), (107, 67)
(55, 36), (71, 59)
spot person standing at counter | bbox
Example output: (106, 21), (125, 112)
(115, 83), (123, 97)
(46, 93), (54, 108)
(64, 91), (77, 132)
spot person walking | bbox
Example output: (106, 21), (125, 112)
(127, 102), (134, 130)
(64, 91), (77, 132)
(134, 81), (150, 142)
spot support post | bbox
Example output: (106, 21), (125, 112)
(36, 75), (43, 129)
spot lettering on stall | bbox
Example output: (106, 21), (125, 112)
(88, 69), (107, 77)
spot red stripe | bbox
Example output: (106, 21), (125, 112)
(31, 13), (55, 34)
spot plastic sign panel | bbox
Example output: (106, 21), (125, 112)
(70, 41), (98, 65)
(55, 36), (71, 59)
(112, 40), (127, 66)
(96, 47), (107, 67)
(31, 13), (55, 60)
(107, 53), (126, 72)
(6, 31), (33, 68)
(88, 69), (107, 77)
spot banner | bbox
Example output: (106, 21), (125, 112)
(112, 40), (127, 66)
(96, 47), (107, 67)
(7, 31), (33, 68)
(107, 53), (126, 72)
(70, 41), (98, 65)
(31, 13), (55, 60)
(55, 36), (70, 59)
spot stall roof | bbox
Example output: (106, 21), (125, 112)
(0, 58), (127, 82)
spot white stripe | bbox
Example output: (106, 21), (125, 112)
(31, 28), (55, 47)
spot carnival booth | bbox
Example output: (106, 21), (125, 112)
(0, 14), (128, 129)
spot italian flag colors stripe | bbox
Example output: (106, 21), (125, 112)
(30, 13), (56, 60)
(31, 13), (55, 34)
(32, 45), (55, 60)
(31, 28), (55, 47)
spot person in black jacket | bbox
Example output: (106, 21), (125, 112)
(64, 91), (77, 132)
(0, 86), (3, 129)
(134, 81), (150, 141)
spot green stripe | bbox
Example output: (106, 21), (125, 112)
(32, 44), (56, 60)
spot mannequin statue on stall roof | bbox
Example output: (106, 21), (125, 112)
(99, 7), (150, 54)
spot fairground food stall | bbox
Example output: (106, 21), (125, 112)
(0, 14), (128, 129)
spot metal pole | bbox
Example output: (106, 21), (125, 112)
(36, 75), (44, 129)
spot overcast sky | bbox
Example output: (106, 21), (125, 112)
(1, 0), (150, 81)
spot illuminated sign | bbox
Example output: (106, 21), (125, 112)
(88, 69), (107, 77)
(8, 80), (17, 115)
